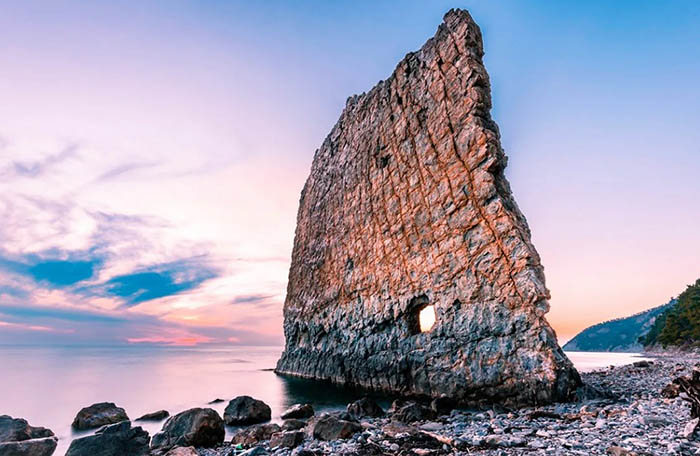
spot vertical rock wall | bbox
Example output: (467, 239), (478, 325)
(276, 9), (580, 406)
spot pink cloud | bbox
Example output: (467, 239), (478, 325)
(0, 320), (74, 333)
(126, 335), (213, 346)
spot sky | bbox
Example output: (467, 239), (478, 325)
(0, 0), (698, 346)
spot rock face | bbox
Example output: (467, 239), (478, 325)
(0, 415), (57, 456)
(150, 408), (224, 451)
(71, 402), (129, 430)
(66, 421), (149, 456)
(275, 8), (579, 406)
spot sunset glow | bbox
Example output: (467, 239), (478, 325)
(0, 0), (698, 347)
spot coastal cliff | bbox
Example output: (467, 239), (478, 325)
(276, 9), (579, 406)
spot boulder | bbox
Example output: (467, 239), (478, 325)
(346, 397), (384, 419)
(224, 396), (271, 425)
(0, 437), (58, 456)
(311, 414), (362, 441)
(136, 410), (169, 421)
(71, 402), (129, 430)
(150, 408), (224, 451)
(270, 431), (305, 449)
(66, 421), (149, 456)
(281, 419), (307, 431)
(392, 402), (436, 423)
(164, 447), (198, 456)
(0, 415), (57, 456)
(280, 404), (314, 420)
(231, 424), (281, 447)
(0, 415), (54, 442)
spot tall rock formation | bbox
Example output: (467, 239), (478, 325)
(276, 9), (580, 406)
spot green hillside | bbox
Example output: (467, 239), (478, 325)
(563, 301), (674, 352)
(642, 279), (700, 348)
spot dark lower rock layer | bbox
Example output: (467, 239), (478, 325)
(276, 8), (579, 406)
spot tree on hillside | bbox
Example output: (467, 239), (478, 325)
(644, 279), (700, 347)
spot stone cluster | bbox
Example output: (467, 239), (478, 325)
(276, 8), (578, 406)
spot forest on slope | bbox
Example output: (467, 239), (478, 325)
(642, 279), (700, 348)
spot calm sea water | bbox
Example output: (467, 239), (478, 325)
(0, 345), (651, 455)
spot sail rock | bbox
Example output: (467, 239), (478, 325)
(276, 9), (580, 406)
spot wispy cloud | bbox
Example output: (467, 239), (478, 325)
(1, 144), (79, 179)
(231, 293), (275, 304)
(0, 303), (126, 324)
(0, 320), (73, 333)
(95, 161), (159, 182)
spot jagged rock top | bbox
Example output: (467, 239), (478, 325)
(276, 9), (580, 406)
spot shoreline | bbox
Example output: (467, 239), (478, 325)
(193, 354), (699, 456)
(2, 350), (697, 455)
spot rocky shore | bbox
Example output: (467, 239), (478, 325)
(198, 355), (700, 456)
(4, 354), (699, 456)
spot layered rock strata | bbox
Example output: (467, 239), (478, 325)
(276, 8), (579, 406)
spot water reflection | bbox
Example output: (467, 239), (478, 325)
(278, 375), (395, 411)
(0, 345), (652, 455)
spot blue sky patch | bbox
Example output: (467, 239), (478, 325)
(104, 259), (218, 306)
(0, 250), (103, 288)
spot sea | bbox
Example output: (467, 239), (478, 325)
(0, 345), (652, 455)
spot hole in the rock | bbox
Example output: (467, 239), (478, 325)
(407, 294), (436, 335)
(419, 305), (436, 332)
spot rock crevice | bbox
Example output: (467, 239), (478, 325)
(276, 8), (579, 406)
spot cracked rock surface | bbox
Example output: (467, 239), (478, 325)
(276, 8), (579, 406)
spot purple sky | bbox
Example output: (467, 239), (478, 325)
(0, 0), (698, 345)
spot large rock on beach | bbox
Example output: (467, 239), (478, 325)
(71, 402), (129, 430)
(224, 396), (271, 425)
(0, 437), (58, 456)
(281, 419), (307, 431)
(0, 415), (54, 443)
(275, 8), (579, 406)
(150, 408), (224, 451)
(65, 421), (149, 456)
(231, 423), (281, 447)
(346, 397), (384, 419)
(269, 430), (305, 449)
(0, 415), (57, 456)
(311, 414), (362, 441)
(135, 410), (169, 421)
(392, 402), (436, 423)
(280, 404), (314, 420)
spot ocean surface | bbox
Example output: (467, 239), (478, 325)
(0, 345), (651, 455)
